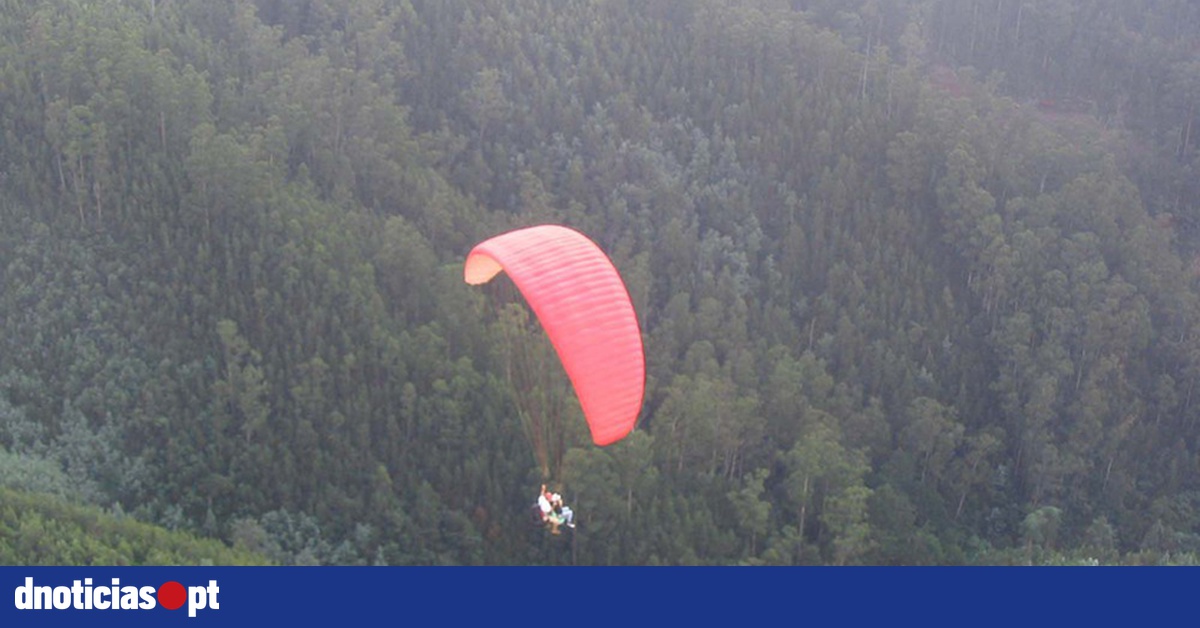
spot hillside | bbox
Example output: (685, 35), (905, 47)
(2, 0), (1200, 565)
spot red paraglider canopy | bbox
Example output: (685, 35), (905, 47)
(465, 225), (644, 446)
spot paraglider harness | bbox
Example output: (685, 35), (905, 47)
(530, 502), (547, 527)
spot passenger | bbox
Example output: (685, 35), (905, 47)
(551, 493), (575, 529)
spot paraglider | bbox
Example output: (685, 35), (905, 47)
(464, 224), (645, 447)
(466, 225), (645, 534)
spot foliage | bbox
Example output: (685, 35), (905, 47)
(0, 487), (269, 565)
(1, 0), (1199, 564)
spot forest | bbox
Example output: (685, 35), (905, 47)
(2, 0), (1200, 565)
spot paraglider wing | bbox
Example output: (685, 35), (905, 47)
(464, 225), (644, 446)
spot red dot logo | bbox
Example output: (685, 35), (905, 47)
(157, 581), (186, 610)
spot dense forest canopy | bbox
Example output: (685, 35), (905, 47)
(2, 0), (1200, 565)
